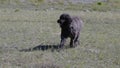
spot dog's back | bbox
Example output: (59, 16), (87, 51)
(70, 16), (83, 33)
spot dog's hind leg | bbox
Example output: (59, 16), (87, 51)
(70, 33), (79, 48)
(70, 36), (76, 48)
(70, 38), (74, 48)
(74, 34), (80, 46)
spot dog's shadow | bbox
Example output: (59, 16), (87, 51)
(19, 44), (64, 52)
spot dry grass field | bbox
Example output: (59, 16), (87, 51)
(0, 8), (120, 68)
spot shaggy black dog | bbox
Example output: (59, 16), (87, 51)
(57, 13), (83, 48)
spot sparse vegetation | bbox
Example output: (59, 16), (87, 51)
(0, 8), (120, 68)
(14, 9), (20, 12)
(0, 0), (120, 11)
(30, 0), (44, 7)
(0, 0), (120, 68)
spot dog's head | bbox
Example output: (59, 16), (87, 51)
(57, 14), (72, 27)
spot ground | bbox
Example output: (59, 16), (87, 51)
(0, 8), (120, 68)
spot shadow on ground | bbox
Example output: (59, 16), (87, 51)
(19, 44), (63, 52)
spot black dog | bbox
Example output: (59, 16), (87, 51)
(57, 13), (83, 48)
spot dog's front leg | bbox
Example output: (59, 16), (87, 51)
(59, 37), (66, 48)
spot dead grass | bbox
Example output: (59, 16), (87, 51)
(0, 8), (120, 68)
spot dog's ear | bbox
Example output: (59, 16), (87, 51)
(57, 19), (64, 24)
(57, 19), (63, 27)
(57, 20), (60, 23)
